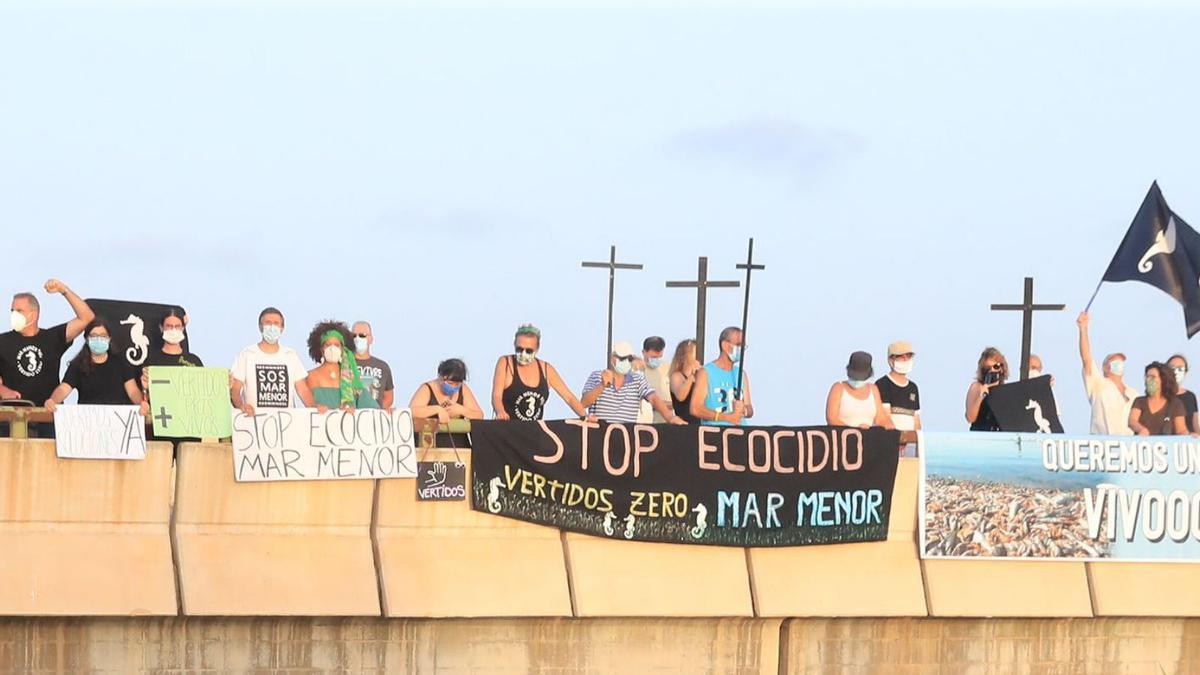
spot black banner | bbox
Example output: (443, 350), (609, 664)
(86, 298), (189, 370)
(470, 420), (901, 547)
(985, 375), (1064, 433)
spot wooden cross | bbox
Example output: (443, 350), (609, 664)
(581, 245), (643, 365)
(734, 238), (766, 398)
(990, 277), (1066, 381)
(666, 256), (740, 363)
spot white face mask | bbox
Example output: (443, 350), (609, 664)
(162, 328), (185, 345)
(353, 336), (369, 355)
(614, 359), (633, 375)
(1029, 368), (1043, 379)
(10, 310), (27, 332)
(847, 378), (867, 389)
(261, 325), (282, 345)
(891, 359), (913, 375)
(1108, 359), (1126, 376)
(1173, 367), (1187, 386)
(323, 345), (342, 364)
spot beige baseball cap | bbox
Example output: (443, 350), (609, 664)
(887, 340), (915, 357)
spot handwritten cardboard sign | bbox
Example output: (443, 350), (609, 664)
(416, 461), (467, 501)
(231, 408), (417, 482)
(147, 366), (233, 438)
(53, 404), (147, 460)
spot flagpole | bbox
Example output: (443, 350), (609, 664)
(1083, 278), (1104, 313)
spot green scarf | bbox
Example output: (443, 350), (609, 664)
(321, 330), (365, 408)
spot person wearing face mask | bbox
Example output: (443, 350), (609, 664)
(349, 321), (395, 410)
(875, 342), (920, 447)
(303, 321), (377, 412)
(1165, 354), (1199, 433)
(1077, 311), (1137, 435)
(1129, 362), (1188, 436)
(142, 310), (203, 368)
(827, 351), (894, 429)
(691, 326), (755, 426)
(1026, 353), (1062, 424)
(410, 358), (484, 446)
(43, 318), (141, 412)
(229, 307), (314, 416)
(491, 324), (592, 421)
(636, 336), (671, 423)
(582, 340), (685, 424)
(965, 347), (1008, 431)
(0, 280), (95, 416)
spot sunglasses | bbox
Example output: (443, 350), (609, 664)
(614, 355), (635, 362)
(990, 363), (1003, 371)
(354, 333), (368, 339)
(516, 347), (536, 355)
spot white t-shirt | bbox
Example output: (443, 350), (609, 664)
(1083, 362), (1137, 435)
(638, 363), (672, 423)
(230, 343), (309, 409)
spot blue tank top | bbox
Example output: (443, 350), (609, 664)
(703, 361), (740, 426)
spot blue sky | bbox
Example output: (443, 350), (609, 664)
(3, 3), (1200, 431)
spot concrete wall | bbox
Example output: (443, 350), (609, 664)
(1, 617), (1196, 674)
(1, 439), (1199, 620)
(0, 440), (176, 616)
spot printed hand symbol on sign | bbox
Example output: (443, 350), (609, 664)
(424, 462), (447, 488)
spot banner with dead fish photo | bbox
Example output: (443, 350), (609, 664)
(921, 432), (1200, 562)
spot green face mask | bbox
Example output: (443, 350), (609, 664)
(1146, 378), (1161, 397)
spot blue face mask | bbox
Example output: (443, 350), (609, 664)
(847, 378), (867, 389)
(261, 324), (283, 344)
(646, 357), (662, 369)
(440, 381), (462, 396)
(87, 337), (110, 354)
(728, 345), (742, 363)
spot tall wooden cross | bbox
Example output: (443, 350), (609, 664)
(581, 245), (643, 365)
(990, 277), (1066, 381)
(666, 256), (740, 363)
(734, 238), (765, 398)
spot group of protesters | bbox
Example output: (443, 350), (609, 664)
(3, 280), (1191, 442)
(0, 281), (931, 440)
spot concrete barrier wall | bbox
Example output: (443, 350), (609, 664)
(173, 442), (380, 616)
(374, 448), (572, 617)
(0, 439), (176, 616)
(2, 617), (1197, 673)
(3, 437), (1200, 618)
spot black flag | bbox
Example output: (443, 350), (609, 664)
(1102, 182), (1200, 337)
(985, 375), (1064, 433)
(85, 298), (188, 370)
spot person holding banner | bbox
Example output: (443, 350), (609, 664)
(230, 307), (314, 415)
(1077, 311), (1136, 435)
(1165, 354), (1199, 432)
(43, 318), (142, 412)
(304, 321), (377, 411)
(1128, 362), (1189, 436)
(690, 327), (753, 426)
(491, 324), (592, 421)
(827, 351), (893, 429)
(668, 339), (701, 424)
(965, 347), (1007, 431)
(583, 340), (686, 424)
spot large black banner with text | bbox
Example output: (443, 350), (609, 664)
(470, 420), (901, 547)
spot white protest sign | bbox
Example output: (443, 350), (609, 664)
(231, 408), (417, 482)
(53, 404), (148, 460)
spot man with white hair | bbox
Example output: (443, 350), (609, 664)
(0, 279), (94, 405)
(581, 340), (685, 424)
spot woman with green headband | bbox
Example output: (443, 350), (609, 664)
(304, 320), (379, 411)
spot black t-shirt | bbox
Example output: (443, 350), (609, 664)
(875, 375), (921, 415)
(1178, 390), (1198, 432)
(143, 350), (204, 368)
(63, 356), (136, 405)
(0, 323), (73, 404)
